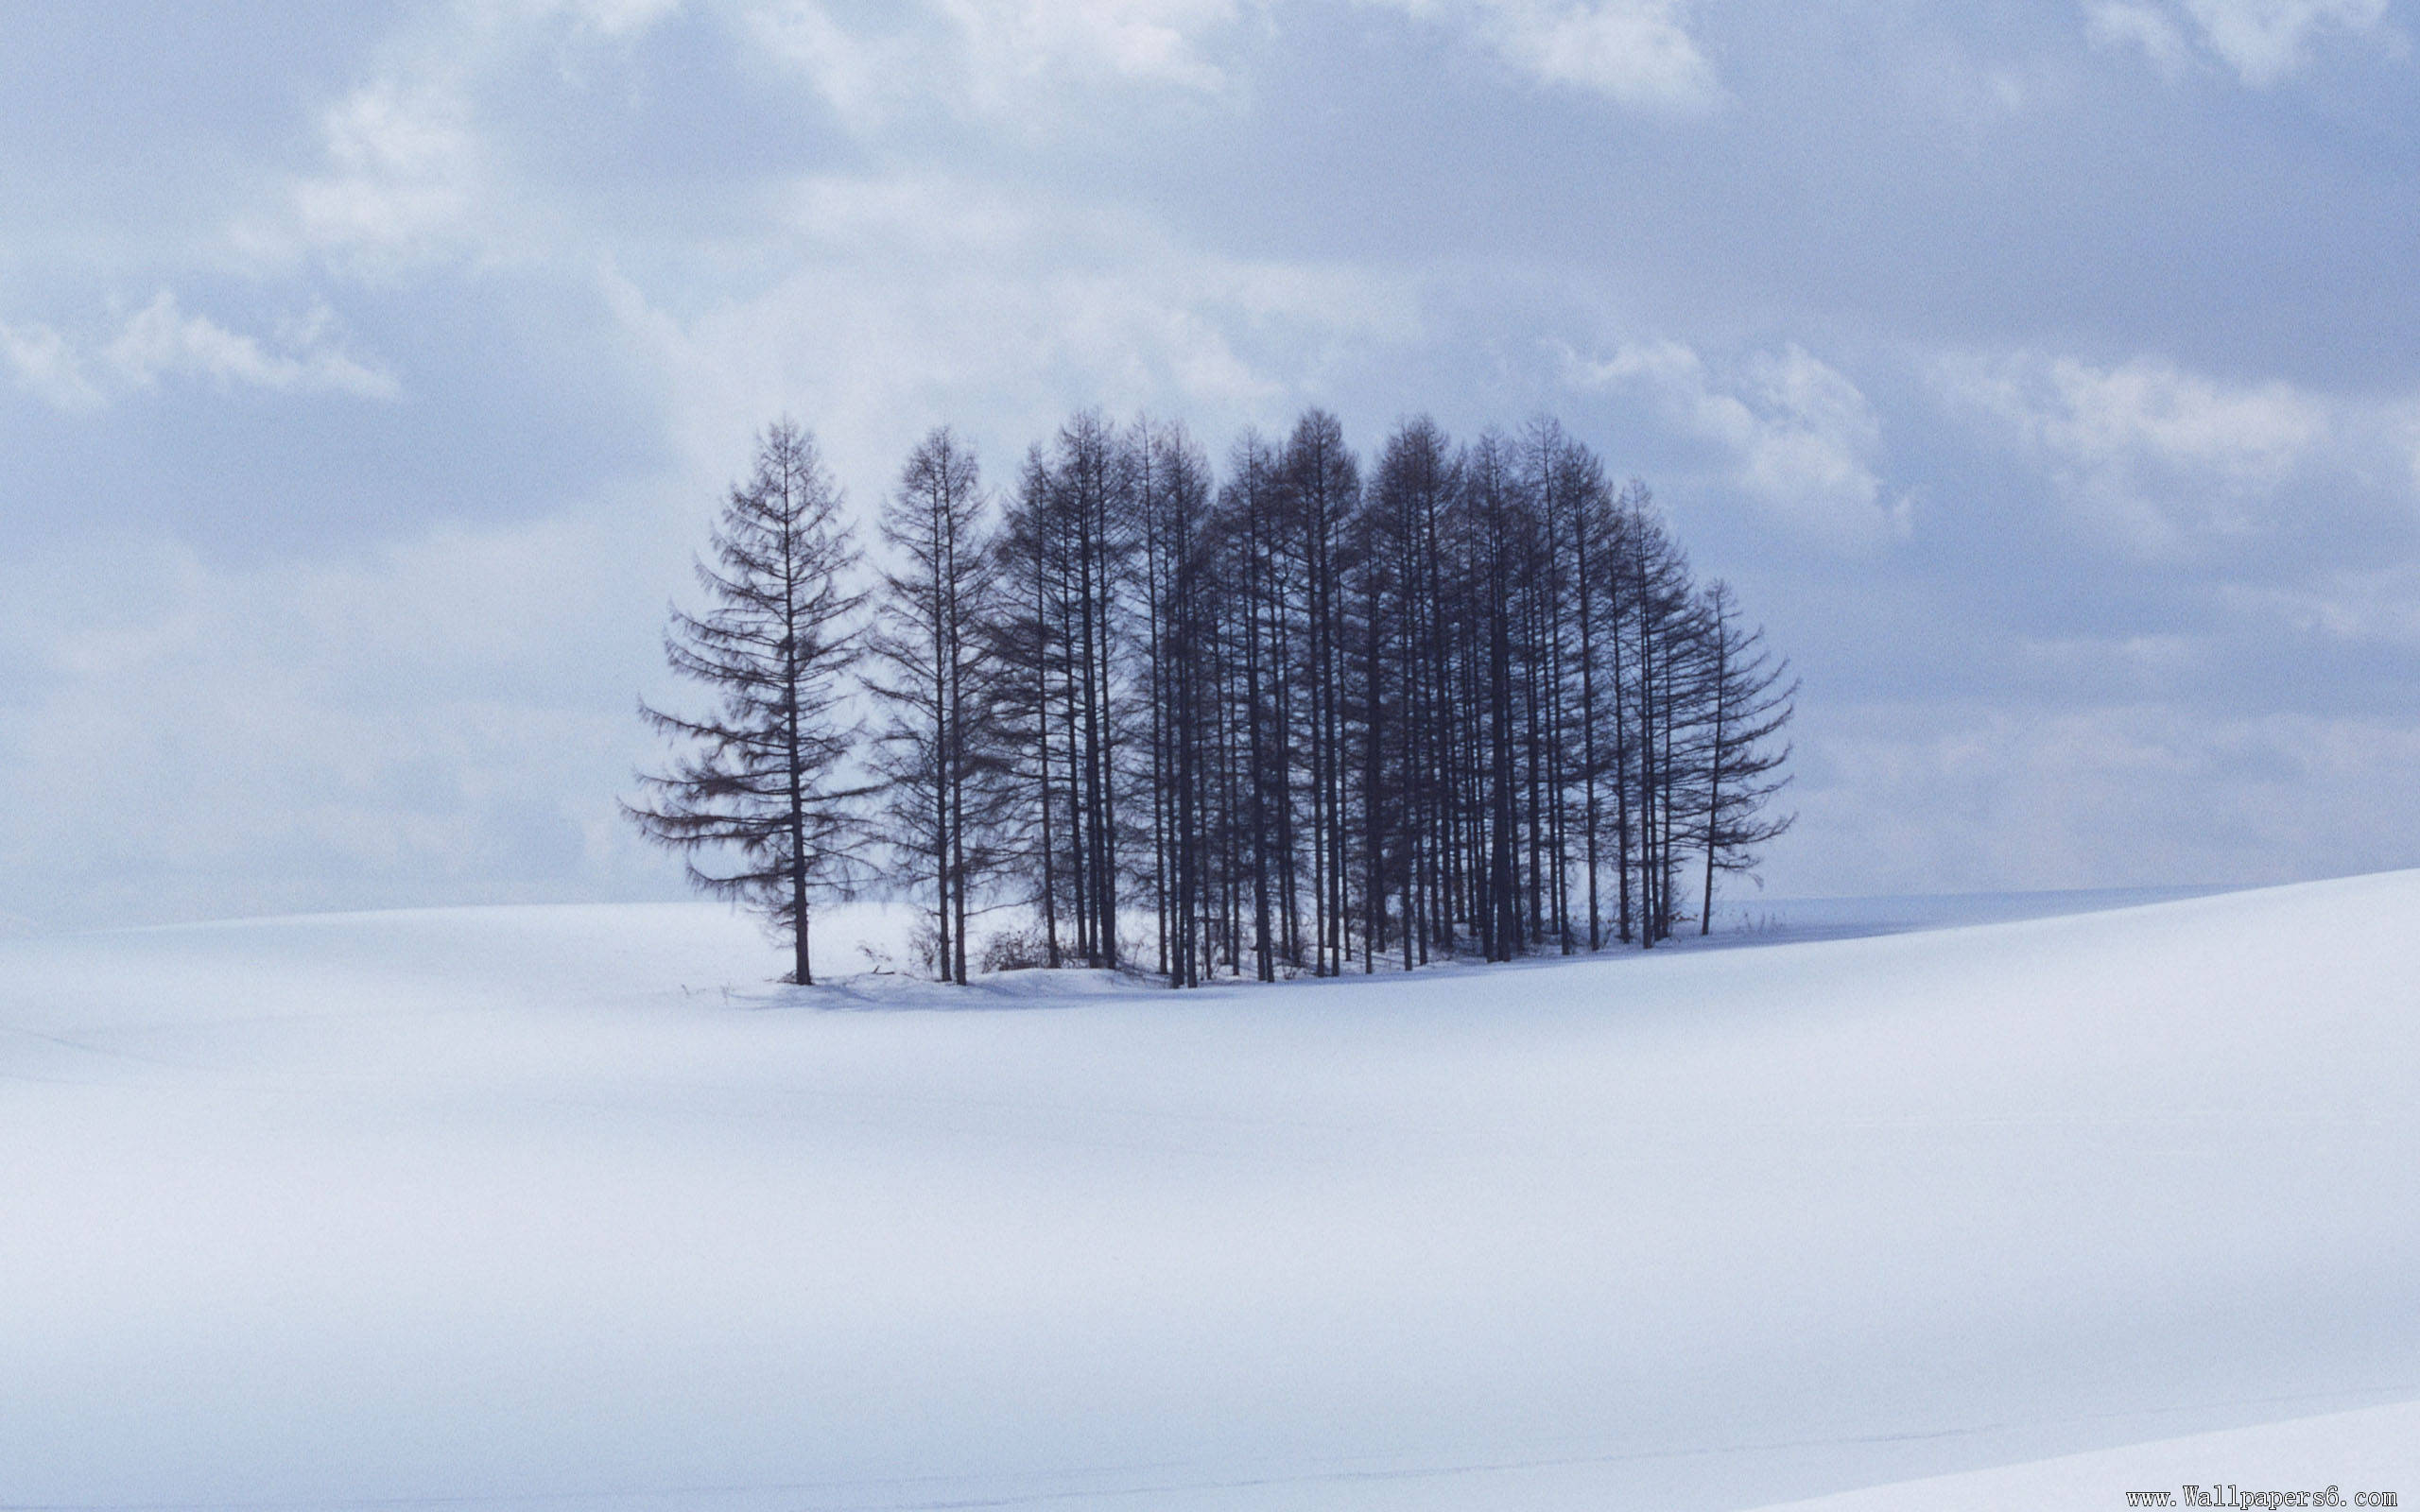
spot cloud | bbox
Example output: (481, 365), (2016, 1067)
(226, 60), (507, 278)
(237, 4), (648, 273)
(0, 321), (105, 410)
(2086, 2), (2196, 77)
(1373, 0), (1718, 109)
(943, 0), (1245, 91)
(1563, 339), (1901, 545)
(739, 0), (1244, 135)
(1, 292), (398, 410)
(1778, 697), (2420, 897)
(2184, 0), (2394, 82)
(604, 170), (1422, 502)
(0, 511), (679, 928)
(2217, 562), (2420, 653)
(292, 77), (485, 266)
(2086, 0), (2394, 84)
(1934, 350), (2332, 555)
(2405, 398), (2420, 496)
(735, 2), (926, 133)
(8, 0), (2416, 929)
(237, 0), (1252, 273)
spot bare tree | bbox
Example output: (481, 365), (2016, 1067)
(1693, 579), (1796, 933)
(868, 427), (999, 983)
(626, 420), (869, 986)
(769, 404), (1797, 984)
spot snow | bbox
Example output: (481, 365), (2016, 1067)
(1715, 883), (2234, 938)
(3, 876), (2416, 1509)
(1752, 1399), (2420, 1510)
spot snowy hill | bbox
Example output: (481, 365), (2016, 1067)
(4, 876), (2416, 1509)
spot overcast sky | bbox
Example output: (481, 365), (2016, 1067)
(3, 0), (2416, 930)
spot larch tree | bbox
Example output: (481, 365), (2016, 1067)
(626, 420), (869, 987)
(868, 426), (998, 984)
(1693, 578), (1797, 933)
(632, 404), (1796, 988)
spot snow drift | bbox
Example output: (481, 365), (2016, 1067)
(3, 875), (2415, 1509)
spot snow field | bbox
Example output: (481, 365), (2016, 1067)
(3, 877), (2415, 1509)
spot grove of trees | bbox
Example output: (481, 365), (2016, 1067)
(632, 408), (1794, 988)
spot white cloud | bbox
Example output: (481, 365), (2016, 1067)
(2185, 0), (2393, 82)
(299, 79), (481, 258)
(605, 170), (1422, 504)
(1778, 698), (2420, 898)
(735, 2), (919, 131)
(1, 292), (398, 410)
(238, 0), (1250, 271)
(740, 0), (1244, 135)
(2403, 398), (2420, 496)
(561, 0), (687, 37)
(0, 511), (680, 927)
(109, 293), (400, 399)
(1564, 339), (1901, 545)
(2086, 2), (2195, 77)
(2086, 0), (2394, 84)
(2215, 561), (2420, 652)
(946, 0), (1244, 90)
(0, 321), (106, 410)
(1935, 351), (2331, 554)
(235, 6), (621, 273)
(233, 68), (502, 276)
(1374, 0), (1718, 109)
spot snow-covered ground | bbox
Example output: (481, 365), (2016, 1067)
(4, 876), (2415, 1509)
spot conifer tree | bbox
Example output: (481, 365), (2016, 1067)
(1693, 579), (1796, 933)
(627, 421), (868, 986)
(868, 427), (998, 983)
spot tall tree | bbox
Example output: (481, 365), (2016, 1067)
(867, 426), (998, 983)
(1467, 430), (1525, 961)
(1281, 408), (1361, 976)
(1693, 579), (1797, 933)
(628, 421), (868, 986)
(854, 404), (1793, 981)
(1224, 432), (1284, 981)
(989, 446), (1070, 968)
(1132, 419), (1218, 987)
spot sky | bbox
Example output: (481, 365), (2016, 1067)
(2, 0), (2416, 930)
